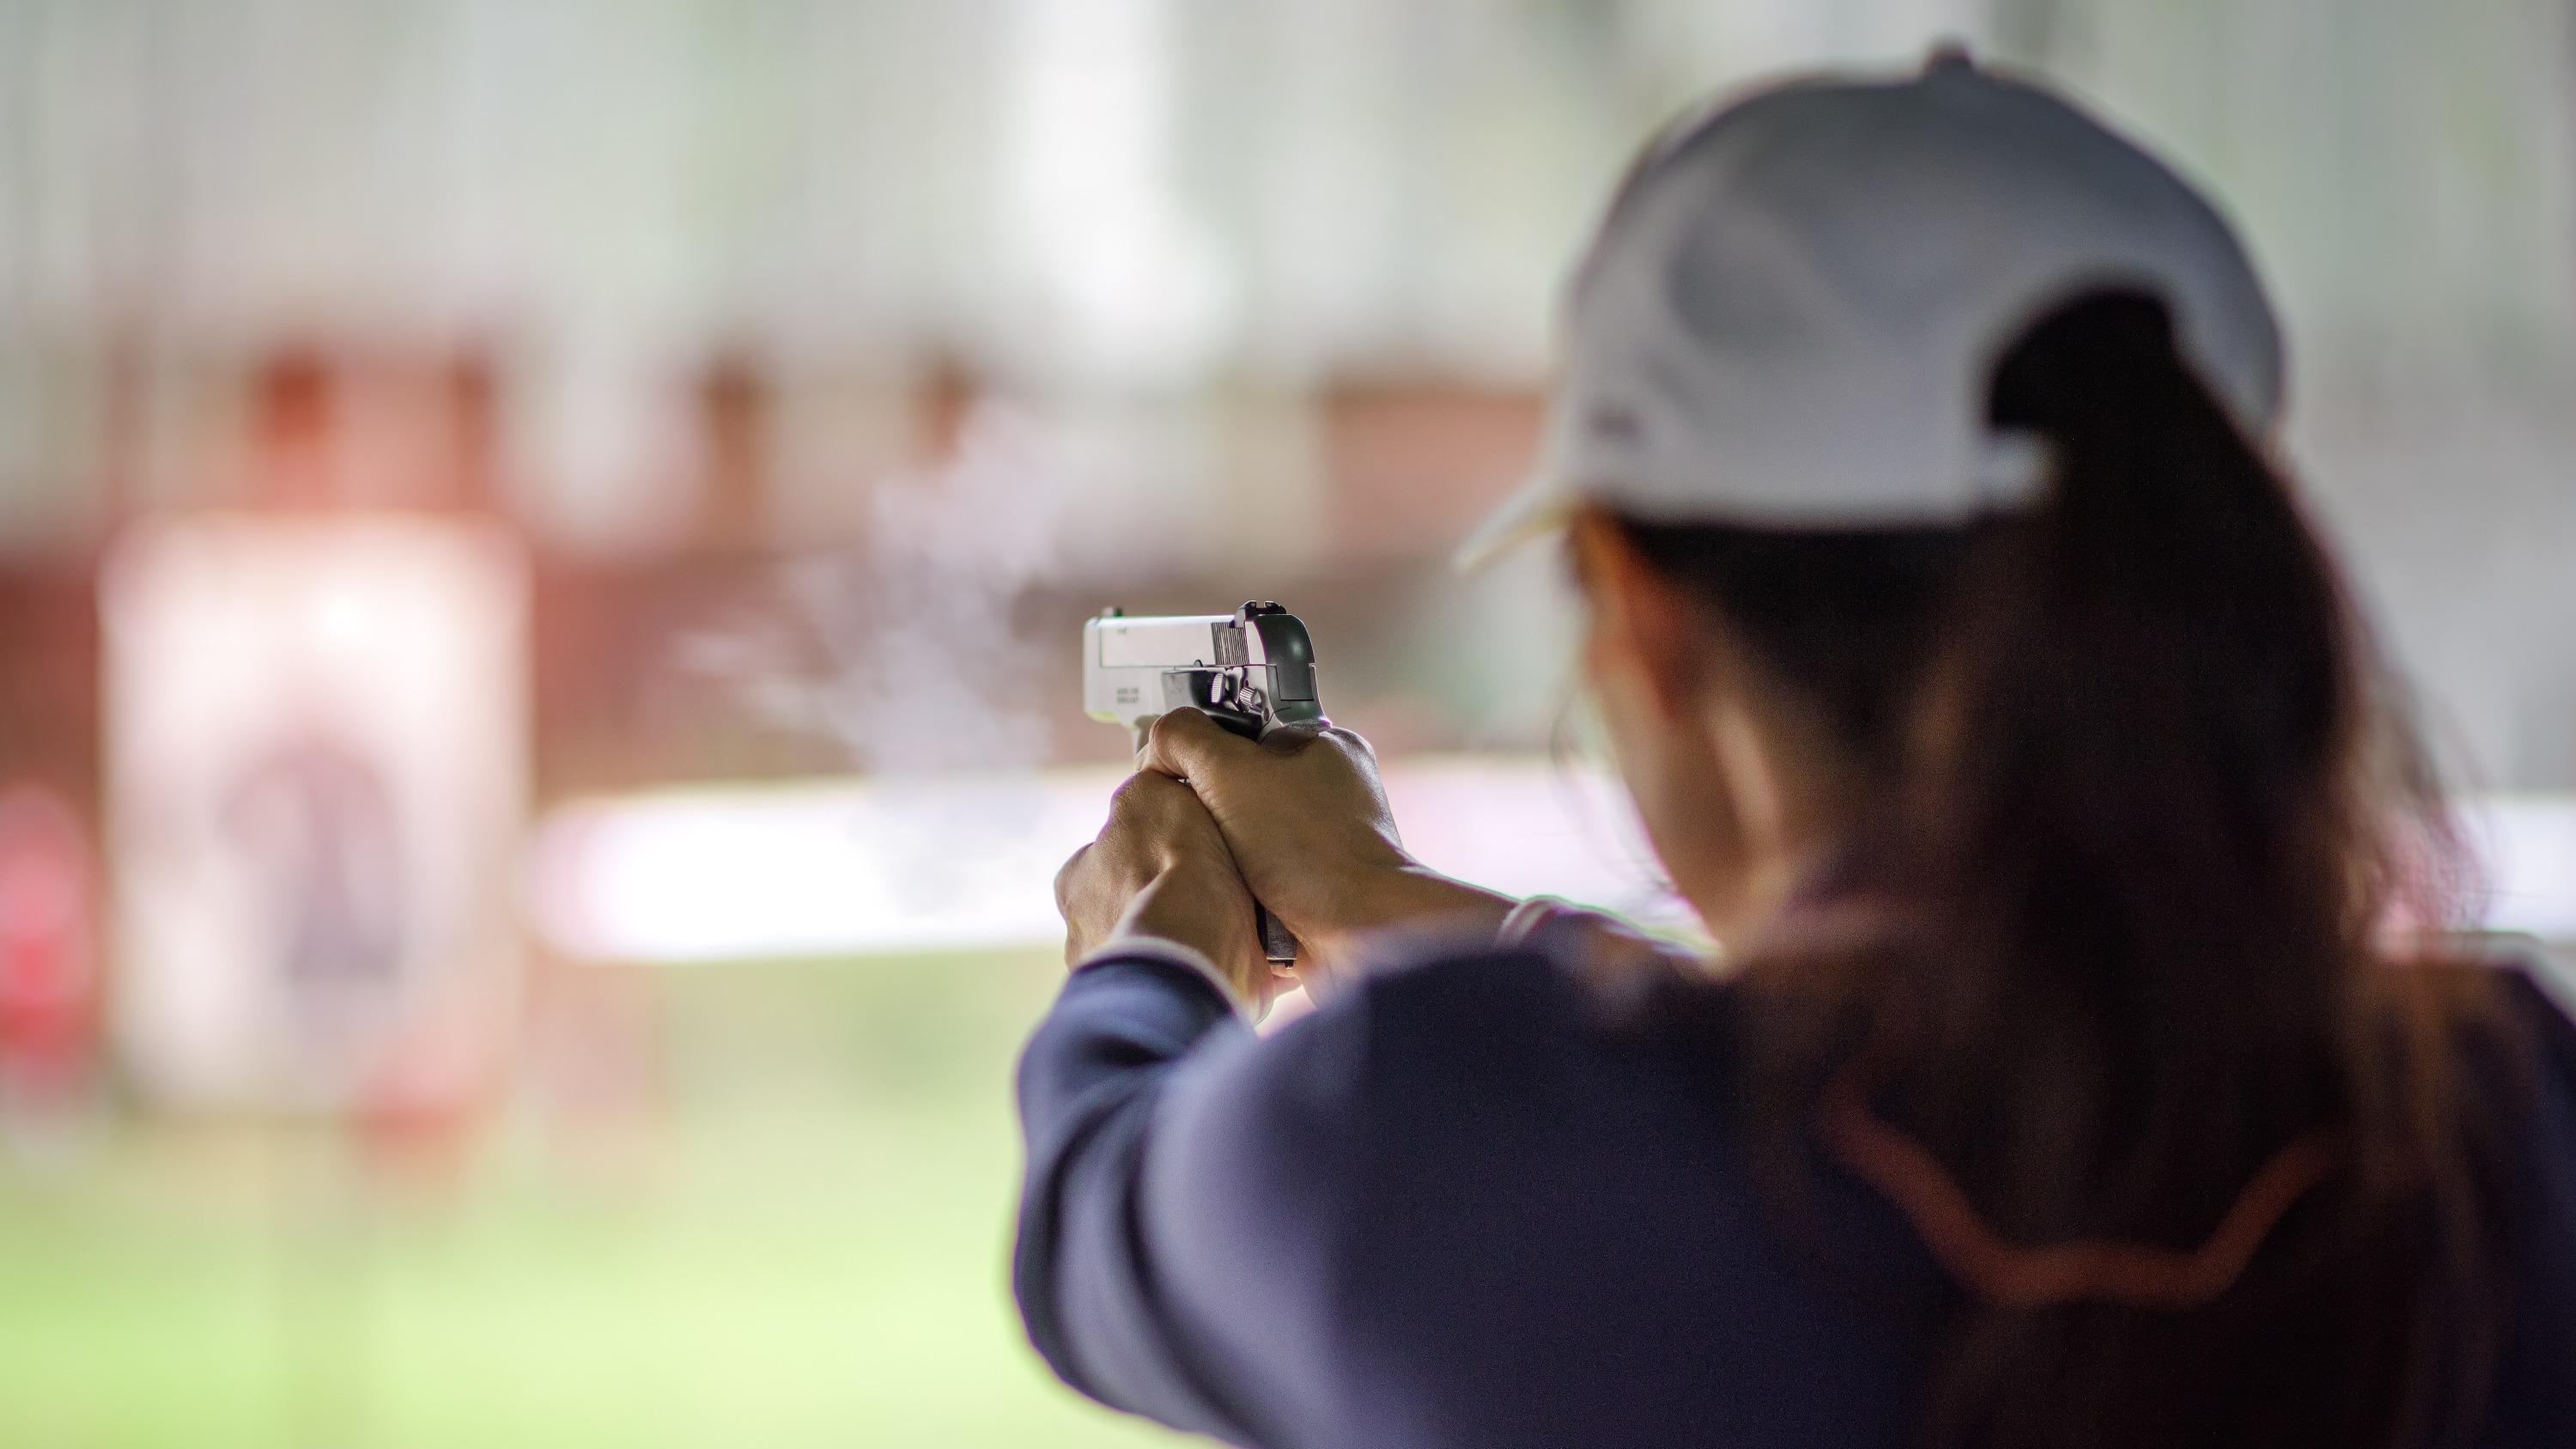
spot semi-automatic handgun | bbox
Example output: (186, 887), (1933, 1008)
(1083, 601), (1321, 964)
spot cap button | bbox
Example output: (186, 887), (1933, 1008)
(1924, 39), (1976, 74)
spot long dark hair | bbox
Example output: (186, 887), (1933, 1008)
(1614, 289), (2526, 1448)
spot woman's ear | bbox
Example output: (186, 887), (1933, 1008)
(1568, 509), (1710, 722)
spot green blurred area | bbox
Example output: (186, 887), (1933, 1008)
(0, 951), (1177, 1449)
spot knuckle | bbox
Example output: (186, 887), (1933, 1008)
(1147, 707), (1203, 752)
(1053, 846), (1088, 910)
(1262, 723), (1321, 754)
(1111, 770), (1180, 821)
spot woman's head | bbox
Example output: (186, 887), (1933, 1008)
(1467, 52), (2324, 933)
(1568, 288), (2435, 954)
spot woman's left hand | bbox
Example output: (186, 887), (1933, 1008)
(1054, 768), (1275, 1010)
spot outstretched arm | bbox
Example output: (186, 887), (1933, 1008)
(1013, 940), (1372, 1446)
(1020, 766), (1354, 1443)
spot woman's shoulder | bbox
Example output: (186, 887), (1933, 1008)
(1325, 895), (1697, 1000)
(1294, 901), (1742, 1111)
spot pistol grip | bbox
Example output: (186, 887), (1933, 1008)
(1255, 903), (1297, 965)
(1201, 707), (1300, 966)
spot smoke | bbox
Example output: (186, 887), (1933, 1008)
(679, 400), (1080, 777)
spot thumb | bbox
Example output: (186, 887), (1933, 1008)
(1139, 706), (1257, 783)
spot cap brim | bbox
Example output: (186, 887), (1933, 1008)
(1451, 471), (1577, 573)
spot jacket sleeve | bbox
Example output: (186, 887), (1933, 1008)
(1012, 946), (1371, 1447)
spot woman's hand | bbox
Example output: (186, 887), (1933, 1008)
(1138, 709), (1514, 986)
(1054, 770), (1276, 1009)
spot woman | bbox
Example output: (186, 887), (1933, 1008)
(1018, 53), (2576, 1449)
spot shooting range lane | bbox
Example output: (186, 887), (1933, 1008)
(525, 769), (2576, 979)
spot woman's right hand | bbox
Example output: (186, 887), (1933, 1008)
(1138, 709), (1514, 986)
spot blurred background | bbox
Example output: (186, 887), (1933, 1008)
(0, 1), (2572, 1445)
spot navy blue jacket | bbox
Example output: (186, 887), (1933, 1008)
(1013, 926), (2576, 1447)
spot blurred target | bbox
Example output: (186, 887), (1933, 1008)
(101, 517), (527, 1113)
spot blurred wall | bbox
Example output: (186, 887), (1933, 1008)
(0, 0), (2569, 782)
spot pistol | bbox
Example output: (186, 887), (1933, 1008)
(1084, 601), (1322, 964)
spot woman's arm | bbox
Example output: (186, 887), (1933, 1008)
(1013, 944), (1372, 1446)
(1012, 947), (1250, 1435)
(1023, 764), (1363, 1441)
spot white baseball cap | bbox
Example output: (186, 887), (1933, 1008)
(1459, 46), (2285, 565)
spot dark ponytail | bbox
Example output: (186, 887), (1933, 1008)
(1617, 289), (2521, 1449)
